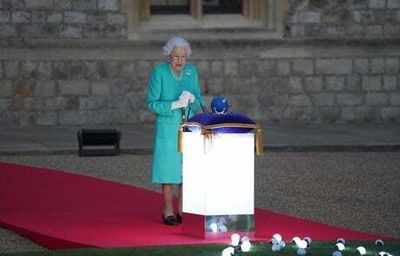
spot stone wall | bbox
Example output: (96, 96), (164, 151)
(1, 40), (399, 126)
(0, 0), (126, 39)
(286, 0), (400, 39)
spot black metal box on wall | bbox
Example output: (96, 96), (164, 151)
(77, 129), (121, 156)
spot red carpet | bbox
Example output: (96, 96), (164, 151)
(0, 162), (395, 249)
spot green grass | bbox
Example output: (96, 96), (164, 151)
(5, 241), (400, 256)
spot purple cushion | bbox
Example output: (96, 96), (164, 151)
(185, 113), (255, 133)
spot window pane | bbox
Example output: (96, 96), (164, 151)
(150, 0), (190, 14)
(203, 0), (241, 14)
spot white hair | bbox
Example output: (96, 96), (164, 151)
(162, 36), (192, 57)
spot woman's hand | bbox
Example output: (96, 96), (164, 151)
(179, 90), (195, 103)
(171, 97), (189, 109)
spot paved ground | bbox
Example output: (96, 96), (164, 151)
(0, 123), (399, 254)
(1, 123), (400, 155)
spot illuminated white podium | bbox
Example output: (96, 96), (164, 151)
(182, 131), (255, 238)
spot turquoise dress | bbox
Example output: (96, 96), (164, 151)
(146, 62), (203, 184)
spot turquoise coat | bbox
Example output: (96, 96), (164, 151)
(146, 62), (203, 184)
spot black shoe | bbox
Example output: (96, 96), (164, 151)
(163, 215), (179, 226)
(176, 214), (182, 224)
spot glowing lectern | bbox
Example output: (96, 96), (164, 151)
(182, 131), (255, 238)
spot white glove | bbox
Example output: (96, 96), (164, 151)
(179, 90), (195, 104)
(171, 98), (189, 110)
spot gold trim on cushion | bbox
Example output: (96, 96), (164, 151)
(178, 122), (264, 155)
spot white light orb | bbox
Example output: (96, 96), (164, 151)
(296, 248), (307, 255)
(221, 250), (230, 256)
(218, 223), (227, 232)
(336, 242), (345, 251)
(378, 251), (387, 256)
(271, 243), (282, 252)
(210, 223), (218, 233)
(292, 236), (301, 245)
(303, 236), (312, 245)
(279, 240), (286, 248)
(222, 247), (235, 256)
(231, 233), (240, 246)
(298, 240), (308, 249)
(241, 240), (251, 252)
(375, 239), (384, 246)
(336, 238), (346, 244)
(332, 250), (343, 256)
(356, 246), (367, 255)
(273, 233), (282, 242)
(241, 236), (250, 242)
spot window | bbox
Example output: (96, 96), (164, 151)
(149, 0), (242, 15)
(121, 0), (289, 39)
(150, 0), (190, 15)
(202, 0), (242, 14)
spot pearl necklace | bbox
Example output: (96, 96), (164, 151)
(169, 64), (183, 81)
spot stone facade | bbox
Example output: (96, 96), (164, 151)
(0, 0), (125, 39)
(0, 0), (399, 126)
(286, 0), (400, 39)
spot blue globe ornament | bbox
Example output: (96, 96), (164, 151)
(211, 96), (229, 114)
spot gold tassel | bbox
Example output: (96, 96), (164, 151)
(201, 128), (215, 140)
(178, 126), (183, 153)
(255, 125), (264, 155)
(201, 128), (215, 154)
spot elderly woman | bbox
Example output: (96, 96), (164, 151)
(146, 37), (203, 225)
